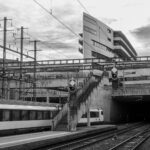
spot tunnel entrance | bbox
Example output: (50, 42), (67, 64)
(112, 95), (150, 123)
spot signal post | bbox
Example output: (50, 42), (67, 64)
(67, 77), (77, 131)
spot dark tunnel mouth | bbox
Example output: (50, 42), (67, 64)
(112, 96), (150, 123)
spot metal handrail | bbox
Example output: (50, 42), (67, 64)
(2, 56), (150, 68)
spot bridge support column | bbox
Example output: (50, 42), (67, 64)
(87, 95), (91, 127)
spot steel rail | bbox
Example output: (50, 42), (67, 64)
(131, 133), (150, 150)
(47, 123), (144, 150)
(109, 126), (150, 150)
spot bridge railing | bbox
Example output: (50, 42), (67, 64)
(2, 56), (150, 68)
(112, 84), (150, 96)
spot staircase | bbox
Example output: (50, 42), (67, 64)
(53, 75), (101, 131)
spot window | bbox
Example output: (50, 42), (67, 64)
(49, 111), (53, 119)
(84, 16), (97, 25)
(12, 110), (20, 121)
(84, 25), (97, 35)
(43, 111), (50, 120)
(107, 28), (111, 33)
(21, 110), (29, 120)
(29, 110), (37, 120)
(107, 37), (111, 42)
(90, 111), (99, 118)
(91, 51), (107, 59)
(3, 110), (10, 121)
(92, 40), (112, 52)
(37, 111), (43, 120)
(82, 113), (87, 118)
(114, 41), (119, 45)
(0, 110), (3, 121)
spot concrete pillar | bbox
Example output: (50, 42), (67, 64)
(87, 96), (91, 127)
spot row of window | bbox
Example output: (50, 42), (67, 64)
(0, 109), (59, 121)
(84, 15), (112, 36)
(84, 16), (97, 26)
(92, 51), (107, 59)
(92, 40), (112, 53)
(84, 25), (97, 35)
(82, 111), (100, 118)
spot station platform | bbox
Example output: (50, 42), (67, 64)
(0, 125), (117, 150)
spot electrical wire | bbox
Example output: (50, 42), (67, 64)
(33, 0), (78, 37)
(76, 0), (90, 15)
(10, 23), (68, 59)
(33, 0), (99, 56)
(23, 32), (70, 59)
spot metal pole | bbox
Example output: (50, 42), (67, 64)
(67, 93), (70, 131)
(29, 40), (40, 101)
(19, 26), (24, 100)
(2, 17), (7, 99)
(33, 40), (37, 101)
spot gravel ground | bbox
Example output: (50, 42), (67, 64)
(136, 137), (150, 150)
(79, 125), (149, 150)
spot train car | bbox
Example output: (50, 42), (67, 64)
(0, 103), (59, 136)
(78, 108), (104, 125)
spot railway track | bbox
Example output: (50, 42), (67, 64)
(42, 123), (147, 150)
(109, 126), (150, 150)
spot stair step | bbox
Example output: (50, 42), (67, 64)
(54, 77), (100, 131)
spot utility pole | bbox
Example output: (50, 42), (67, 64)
(1, 17), (12, 99)
(29, 40), (40, 101)
(18, 26), (29, 100)
(2, 17), (7, 99)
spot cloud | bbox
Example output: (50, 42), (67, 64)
(0, 0), (83, 60)
(131, 25), (150, 40)
(0, 3), (10, 13)
(130, 24), (150, 55)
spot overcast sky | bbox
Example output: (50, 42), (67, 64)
(0, 0), (150, 60)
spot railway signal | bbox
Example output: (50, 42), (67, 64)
(68, 77), (77, 93)
(111, 66), (118, 80)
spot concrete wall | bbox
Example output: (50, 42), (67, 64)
(90, 73), (128, 122)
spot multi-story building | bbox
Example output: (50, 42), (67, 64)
(79, 13), (137, 60)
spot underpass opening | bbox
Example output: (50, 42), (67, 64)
(112, 95), (150, 123)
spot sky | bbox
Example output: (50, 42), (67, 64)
(0, 0), (150, 60)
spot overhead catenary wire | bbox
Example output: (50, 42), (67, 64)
(33, 0), (78, 37)
(0, 21), (35, 60)
(33, 0), (100, 57)
(76, 0), (90, 15)
(11, 23), (70, 59)
(50, 0), (53, 14)
(24, 32), (70, 59)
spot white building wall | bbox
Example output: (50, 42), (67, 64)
(83, 13), (115, 59)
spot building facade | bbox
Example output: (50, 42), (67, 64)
(79, 13), (137, 60)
